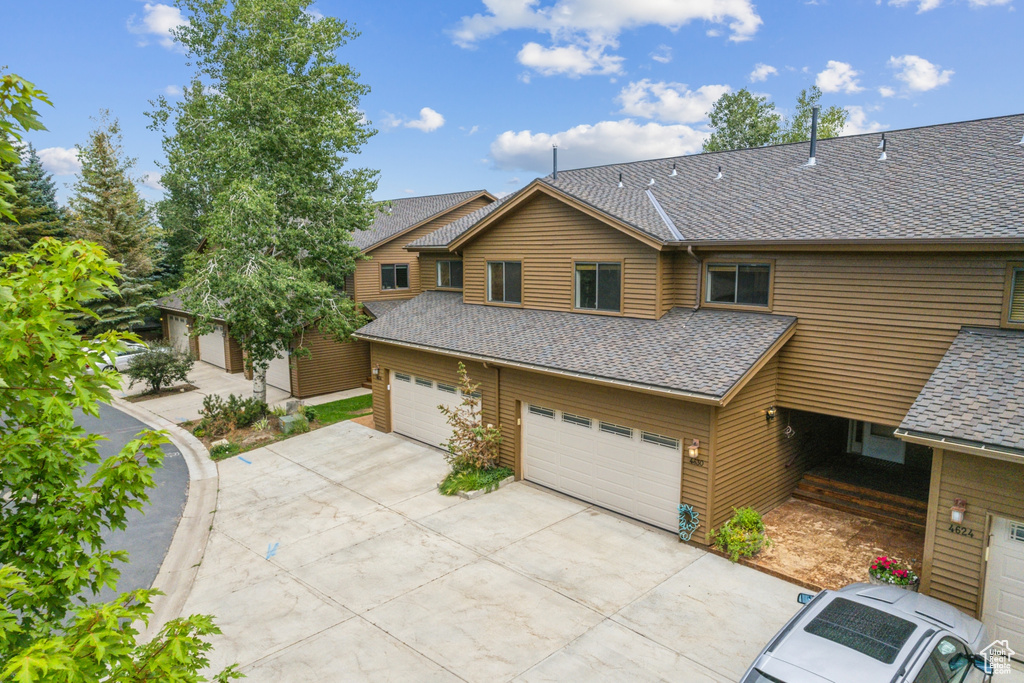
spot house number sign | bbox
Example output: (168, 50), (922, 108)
(948, 523), (974, 538)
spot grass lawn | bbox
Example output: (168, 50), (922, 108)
(315, 393), (373, 425)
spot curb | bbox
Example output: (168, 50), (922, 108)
(111, 396), (218, 641)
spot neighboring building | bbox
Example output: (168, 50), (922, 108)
(155, 189), (496, 396)
(355, 114), (1024, 650)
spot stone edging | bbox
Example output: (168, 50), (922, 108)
(110, 397), (218, 641)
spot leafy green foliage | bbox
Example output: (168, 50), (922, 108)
(438, 466), (514, 496)
(438, 363), (502, 472)
(125, 344), (195, 394)
(0, 71), (51, 221)
(69, 112), (160, 336)
(712, 507), (772, 562)
(0, 144), (69, 253)
(0, 239), (236, 678)
(312, 393), (373, 425)
(198, 393), (267, 436)
(149, 0), (378, 403)
(301, 404), (318, 422)
(703, 86), (848, 152)
(209, 442), (241, 461)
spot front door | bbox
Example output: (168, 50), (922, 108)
(848, 420), (906, 464)
(983, 516), (1024, 658)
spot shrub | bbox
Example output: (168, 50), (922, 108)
(302, 404), (318, 422)
(124, 344), (194, 394)
(713, 507), (772, 562)
(438, 362), (502, 472)
(198, 393), (267, 436)
(869, 556), (919, 586)
(252, 417), (269, 432)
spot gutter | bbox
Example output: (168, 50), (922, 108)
(894, 428), (1024, 465)
(352, 333), (726, 406)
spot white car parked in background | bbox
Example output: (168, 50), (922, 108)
(87, 342), (151, 372)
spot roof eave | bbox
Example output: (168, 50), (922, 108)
(894, 428), (1024, 465)
(667, 238), (1024, 252)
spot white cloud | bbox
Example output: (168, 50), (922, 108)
(878, 86), (896, 97)
(404, 107), (446, 132)
(968, 0), (1012, 5)
(142, 172), (164, 191)
(38, 147), (81, 176)
(127, 3), (187, 49)
(461, 124), (481, 135)
(889, 0), (942, 11)
(164, 85), (181, 96)
(490, 119), (706, 173)
(841, 106), (888, 135)
(650, 45), (672, 64)
(616, 80), (730, 125)
(815, 60), (864, 93)
(517, 40), (623, 77)
(889, 54), (953, 91)
(749, 63), (778, 82)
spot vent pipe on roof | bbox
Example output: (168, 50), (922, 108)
(552, 145), (558, 180)
(878, 134), (887, 162)
(715, 165), (723, 180)
(648, 178), (656, 186)
(670, 162), (678, 177)
(1018, 132), (1024, 145)
(617, 172), (623, 188)
(804, 105), (820, 167)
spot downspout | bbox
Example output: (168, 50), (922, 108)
(687, 245), (702, 312)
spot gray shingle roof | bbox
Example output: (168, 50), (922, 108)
(363, 298), (413, 319)
(406, 190), (518, 249)
(412, 114), (1024, 249)
(900, 327), (1024, 455)
(155, 292), (187, 312)
(354, 291), (796, 401)
(351, 190), (489, 251)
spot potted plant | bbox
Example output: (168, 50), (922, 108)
(868, 556), (919, 591)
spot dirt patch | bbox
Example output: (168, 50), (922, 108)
(351, 414), (375, 429)
(749, 498), (924, 590)
(126, 384), (198, 402)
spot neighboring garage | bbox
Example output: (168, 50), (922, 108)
(522, 403), (682, 532)
(266, 347), (291, 393)
(390, 371), (465, 448)
(198, 324), (226, 368)
(167, 314), (190, 354)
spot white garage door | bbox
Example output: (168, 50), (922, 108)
(266, 347), (291, 393)
(523, 404), (682, 532)
(983, 516), (1024, 657)
(390, 372), (466, 448)
(198, 324), (226, 369)
(167, 315), (190, 354)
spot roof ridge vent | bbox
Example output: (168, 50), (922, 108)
(715, 165), (723, 180)
(670, 162), (677, 177)
(878, 134), (887, 162)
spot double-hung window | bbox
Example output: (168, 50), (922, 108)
(487, 261), (522, 304)
(575, 262), (621, 312)
(706, 263), (770, 306)
(381, 263), (409, 290)
(437, 260), (464, 289)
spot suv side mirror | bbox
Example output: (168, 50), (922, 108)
(797, 593), (815, 605)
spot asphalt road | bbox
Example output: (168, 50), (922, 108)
(75, 402), (189, 604)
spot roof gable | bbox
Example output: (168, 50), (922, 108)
(352, 190), (495, 252)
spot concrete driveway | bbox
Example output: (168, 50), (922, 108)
(184, 420), (805, 682)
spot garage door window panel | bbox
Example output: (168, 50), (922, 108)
(562, 413), (592, 428)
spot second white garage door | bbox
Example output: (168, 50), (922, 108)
(198, 324), (226, 368)
(983, 516), (1024, 657)
(522, 403), (682, 532)
(390, 372), (466, 448)
(266, 347), (291, 393)
(167, 315), (190, 354)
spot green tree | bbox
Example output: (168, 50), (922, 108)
(69, 112), (159, 335)
(776, 86), (848, 144)
(702, 89), (781, 153)
(149, 0), (378, 403)
(0, 70), (51, 221)
(0, 239), (238, 680)
(1, 143), (69, 253)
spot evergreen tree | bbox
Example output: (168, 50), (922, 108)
(68, 112), (159, 335)
(0, 143), (69, 253)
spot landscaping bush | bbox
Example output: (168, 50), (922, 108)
(712, 507), (772, 562)
(438, 362), (501, 472)
(438, 465), (513, 496)
(868, 556), (919, 587)
(124, 344), (194, 394)
(302, 404), (318, 423)
(197, 393), (267, 436)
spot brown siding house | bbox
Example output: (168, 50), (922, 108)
(361, 114), (1024, 646)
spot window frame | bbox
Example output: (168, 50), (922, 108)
(1002, 262), (1024, 329)
(702, 259), (775, 311)
(380, 263), (410, 291)
(486, 260), (523, 306)
(436, 259), (464, 290)
(573, 260), (623, 314)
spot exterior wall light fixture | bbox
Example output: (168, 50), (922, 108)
(766, 405), (778, 423)
(372, 364), (381, 378)
(688, 439), (700, 459)
(951, 498), (967, 524)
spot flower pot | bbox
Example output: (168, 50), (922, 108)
(868, 572), (919, 592)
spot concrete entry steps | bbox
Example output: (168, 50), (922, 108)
(793, 473), (928, 531)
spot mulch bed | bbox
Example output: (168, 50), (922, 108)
(190, 408), (375, 456)
(125, 384), (198, 402)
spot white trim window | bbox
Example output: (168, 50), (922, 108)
(487, 261), (522, 304)
(1010, 267), (1024, 323)
(437, 260), (464, 289)
(381, 263), (409, 290)
(706, 263), (770, 306)
(575, 262), (621, 312)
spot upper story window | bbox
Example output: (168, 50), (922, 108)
(381, 263), (409, 290)
(437, 260), (463, 289)
(575, 262), (621, 312)
(487, 261), (522, 304)
(706, 263), (770, 307)
(1009, 265), (1024, 325)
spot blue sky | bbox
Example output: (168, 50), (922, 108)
(7, 0), (1023, 204)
